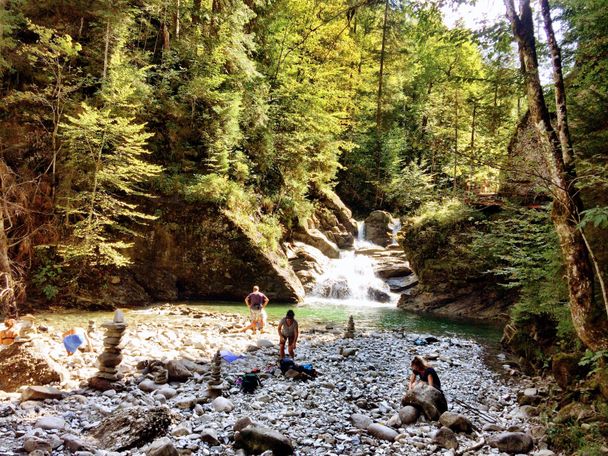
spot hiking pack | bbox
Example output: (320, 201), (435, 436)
(279, 358), (318, 379)
(240, 372), (262, 394)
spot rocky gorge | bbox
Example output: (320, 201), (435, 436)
(0, 306), (554, 456)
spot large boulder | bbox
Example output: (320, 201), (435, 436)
(488, 432), (533, 454)
(364, 211), (393, 246)
(129, 202), (304, 303)
(313, 188), (358, 236)
(401, 383), (448, 421)
(292, 227), (340, 259)
(91, 406), (172, 451)
(439, 411), (473, 433)
(234, 424), (294, 455)
(0, 342), (65, 392)
(288, 243), (327, 292)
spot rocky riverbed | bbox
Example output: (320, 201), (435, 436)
(0, 307), (554, 455)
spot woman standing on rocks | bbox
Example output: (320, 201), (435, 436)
(409, 356), (442, 391)
(278, 310), (299, 359)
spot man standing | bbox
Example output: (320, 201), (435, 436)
(244, 285), (269, 333)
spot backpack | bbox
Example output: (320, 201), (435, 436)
(240, 372), (261, 394)
(279, 358), (296, 374)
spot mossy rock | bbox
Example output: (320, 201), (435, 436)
(552, 352), (584, 390)
(591, 367), (608, 401)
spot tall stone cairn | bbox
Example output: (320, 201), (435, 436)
(344, 315), (355, 339)
(207, 350), (224, 399)
(94, 310), (127, 383)
(208, 350), (222, 386)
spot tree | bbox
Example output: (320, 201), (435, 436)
(504, 0), (608, 350)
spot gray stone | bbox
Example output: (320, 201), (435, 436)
(399, 405), (420, 425)
(489, 432), (534, 454)
(35, 416), (66, 430)
(21, 386), (64, 402)
(401, 383), (448, 421)
(234, 417), (254, 432)
(147, 437), (178, 456)
(166, 360), (192, 382)
(367, 423), (398, 442)
(62, 434), (94, 452)
(157, 387), (177, 399)
(211, 396), (234, 412)
(439, 411), (473, 433)
(91, 406), (172, 451)
(256, 339), (274, 348)
(350, 413), (372, 430)
(138, 379), (160, 392)
(23, 436), (52, 453)
(386, 413), (401, 428)
(199, 428), (220, 445)
(432, 426), (459, 450)
(234, 424), (293, 456)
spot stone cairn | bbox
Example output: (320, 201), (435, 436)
(344, 315), (355, 339)
(90, 310), (127, 390)
(207, 350), (224, 399)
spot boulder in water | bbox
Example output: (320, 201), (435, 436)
(367, 287), (391, 303)
(364, 211), (393, 246)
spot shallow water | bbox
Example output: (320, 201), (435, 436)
(33, 298), (503, 345)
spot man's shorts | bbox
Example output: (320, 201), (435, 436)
(250, 308), (263, 323)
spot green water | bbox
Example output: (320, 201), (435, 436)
(34, 299), (503, 345)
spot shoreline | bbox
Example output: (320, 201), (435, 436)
(0, 307), (546, 455)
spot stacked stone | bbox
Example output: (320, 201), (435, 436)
(94, 310), (127, 383)
(207, 350), (224, 399)
(344, 315), (355, 339)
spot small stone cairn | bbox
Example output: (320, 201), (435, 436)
(344, 315), (355, 339)
(207, 350), (224, 398)
(90, 310), (127, 389)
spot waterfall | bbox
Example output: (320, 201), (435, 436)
(390, 219), (402, 246)
(308, 223), (396, 305)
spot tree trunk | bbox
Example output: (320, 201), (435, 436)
(374, 0), (389, 206)
(0, 161), (17, 318)
(504, 0), (608, 350)
(103, 19), (110, 81)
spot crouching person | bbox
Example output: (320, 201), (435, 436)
(278, 310), (299, 359)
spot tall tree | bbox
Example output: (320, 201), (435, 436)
(504, 0), (608, 350)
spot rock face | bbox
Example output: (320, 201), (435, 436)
(234, 424), (294, 455)
(401, 383), (448, 421)
(292, 228), (340, 259)
(364, 211), (393, 246)
(0, 342), (63, 392)
(92, 406), (172, 451)
(288, 243), (327, 292)
(130, 202), (304, 303)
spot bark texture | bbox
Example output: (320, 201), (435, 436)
(504, 0), (608, 350)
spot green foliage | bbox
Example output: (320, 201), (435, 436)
(580, 207), (608, 229)
(31, 264), (62, 301)
(470, 206), (572, 338)
(547, 422), (606, 456)
(385, 160), (436, 214)
(580, 350), (608, 376)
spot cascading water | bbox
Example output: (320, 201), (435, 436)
(307, 221), (396, 305)
(390, 219), (402, 246)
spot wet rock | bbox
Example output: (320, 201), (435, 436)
(366, 287), (391, 303)
(439, 411), (473, 433)
(147, 437), (178, 456)
(234, 424), (294, 455)
(374, 263), (413, 279)
(293, 227), (340, 259)
(399, 405), (419, 425)
(367, 423), (398, 442)
(91, 406), (172, 451)
(488, 432), (533, 454)
(21, 386), (64, 401)
(401, 383), (448, 420)
(0, 342), (65, 392)
(364, 211), (392, 247)
(432, 426), (459, 450)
